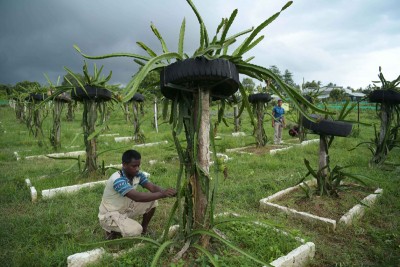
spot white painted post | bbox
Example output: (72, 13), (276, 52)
(30, 187), (37, 202)
(25, 178), (32, 187)
(154, 97), (158, 133)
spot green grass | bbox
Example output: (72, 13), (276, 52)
(0, 101), (399, 266)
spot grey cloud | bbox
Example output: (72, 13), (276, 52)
(0, 0), (399, 90)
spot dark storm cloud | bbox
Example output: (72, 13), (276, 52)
(0, 0), (399, 89)
(0, 0), (197, 86)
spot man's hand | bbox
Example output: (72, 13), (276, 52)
(162, 188), (177, 198)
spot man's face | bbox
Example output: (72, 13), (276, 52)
(123, 158), (141, 178)
(278, 100), (283, 107)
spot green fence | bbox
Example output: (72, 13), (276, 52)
(317, 101), (376, 110)
(0, 100), (9, 106)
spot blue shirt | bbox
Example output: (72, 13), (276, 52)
(113, 170), (148, 196)
(272, 106), (285, 122)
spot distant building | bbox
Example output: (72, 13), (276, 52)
(302, 85), (365, 101)
(348, 92), (365, 101)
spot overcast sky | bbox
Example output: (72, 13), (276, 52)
(1, 0), (399, 90)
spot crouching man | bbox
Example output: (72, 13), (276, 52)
(98, 149), (176, 239)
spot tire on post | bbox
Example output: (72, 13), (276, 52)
(26, 93), (46, 102)
(160, 56), (239, 100)
(130, 93), (145, 102)
(55, 92), (72, 103)
(71, 86), (112, 102)
(301, 114), (353, 137)
(248, 93), (272, 104)
(368, 89), (400, 104)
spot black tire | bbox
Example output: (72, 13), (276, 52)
(26, 93), (46, 102)
(211, 95), (236, 102)
(71, 86), (112, 102)
(368, 89), (400, 104)
(54, 93), (72, 103)
(130, 93), (145, 102)
(160, 56), (239, 100)
(302, 114), (352, 137)
(248, 93), (272, 104)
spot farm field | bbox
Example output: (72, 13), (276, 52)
(0, 100), (399, 267)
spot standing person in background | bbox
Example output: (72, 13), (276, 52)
(98, 149), (177, 239)
(272, 99), (286, 144)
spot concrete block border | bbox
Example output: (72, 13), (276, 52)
(25, 178), (37, 202)
(270, 242), (315, 267)
(260, 181), (383, 230)
(67, 248), (105, 267)
(67, 213), (315, 267)
(269, 139), (319, 155)
(114, 136), (169, 147)
(14, 151), (21, 161)
(217, 213), (315, 267)
(226, 139), (319, 156)
(339, 188), (383, 225)
(25, 150), (86, 160)
(38, 170), (150, 200)
(42, 180), (107, 199)
(299, 139), (319, 146)
(231, 132), (246, 137)
(270, 146), (293, 155)
(99, 133), (120, 137)
(133, 140), (168, 147)
(30, 186), (38, 202)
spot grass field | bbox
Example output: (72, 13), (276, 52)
(0, 100), (399, 266)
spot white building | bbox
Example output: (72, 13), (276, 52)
(303, 85), (365, 101)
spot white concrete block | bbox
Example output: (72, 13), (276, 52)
(51, 151), (86, 157)
(42, 180), (106, 199)
(133, 141), (168, 147)
(25, 178), (32, 187)
(216, 153), (231, 162)
(270, 242), (315, 267)
(300, 139), (319, 146)
(30, 187), (37, 203)
(105, 164), (122, 169)
(167, 225), (180, 238)
(232, 132), (246, 137)
(270, 146), (293, 155)
(100, 133), (120, 137)
(67, 248), (105, 267)
(114, 136), (134, 142)
(149, 160), (158, 165)
(339, 188), (383, 225)
(25, 150), (86, 160)
(14, 151), (20, 161)
(25, 155), (48, 160)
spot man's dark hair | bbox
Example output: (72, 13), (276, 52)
(122, 150), (141, 163)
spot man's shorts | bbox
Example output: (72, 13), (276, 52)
(99, 200), (158, 237)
